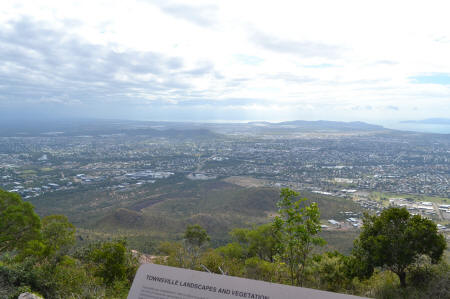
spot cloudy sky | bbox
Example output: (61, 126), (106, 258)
(1, 0), (450, 124)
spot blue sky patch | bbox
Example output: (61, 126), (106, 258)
(410, 73), (450, 85)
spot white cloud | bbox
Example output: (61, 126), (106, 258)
(0, 0), (449, 122)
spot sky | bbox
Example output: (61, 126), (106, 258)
(1, 0), (450, 125)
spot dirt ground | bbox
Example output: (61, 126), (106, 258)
(223, 176), (269, 188)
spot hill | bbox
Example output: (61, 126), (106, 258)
(30, 176), (364, 251)
(0, 118), (391, 138)
(275, 120), (385, 131)
(0, 119), (220, 139)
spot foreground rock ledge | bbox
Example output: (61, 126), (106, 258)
(18, 293), (43, 299)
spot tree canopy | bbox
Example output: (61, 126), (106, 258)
(355, 207), (446, 287)
(230, 223), (280, 262)
(184, 224), (210, 248)
(89, 239), (137, 286)
(1, 187), (448, 297)
(273, 188), (325, 286)
(41, 214), (76, 257)
(0, 189), (41, 253)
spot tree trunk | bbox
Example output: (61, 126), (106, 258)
(290, 264), (295, 285)
(398, 271), (406, 288)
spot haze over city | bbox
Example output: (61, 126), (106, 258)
(1, 0), (450, 130)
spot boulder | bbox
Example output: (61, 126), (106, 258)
(18, 292), (43, 299)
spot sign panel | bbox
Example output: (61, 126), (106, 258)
(127, 264), (367, 299)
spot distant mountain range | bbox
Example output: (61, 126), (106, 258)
(273, 120), (384, 131)
(401, 118), (450, 125)
(0, 119), (219, 139)
(0, 118), (392, 137)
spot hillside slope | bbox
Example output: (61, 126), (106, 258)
(31, 176), (364, 250)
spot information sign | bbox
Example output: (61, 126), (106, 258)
(127, 264), (367, 299)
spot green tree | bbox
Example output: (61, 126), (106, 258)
(183, 224), (210, 269)
(41, 215), (75, 257)
(90, 240), (138, 287)
(0, 189), (41, 253)
(216, 242), (245, 260)
(273, 188), (325, 286)
(157, 241), (185, 268)
(311, 251), (349, 292)
(184, 224), (210, 248)
(230, 224), (280, 262)
(355, 207), (446, 287)
(344, 242), (374, 281)
(157, 225), (211, 270)
(18, 215), (76, 263)
(199, 248), (244, 276)
(244, 257), (279, 282)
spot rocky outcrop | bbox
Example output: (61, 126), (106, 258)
(131, 249), (166, 264)
(18, 293), (43, 299)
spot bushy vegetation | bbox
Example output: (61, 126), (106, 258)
(1, 188), (448, 298)
(156, 188), (449, 298)
(0, 189), (138, 298)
